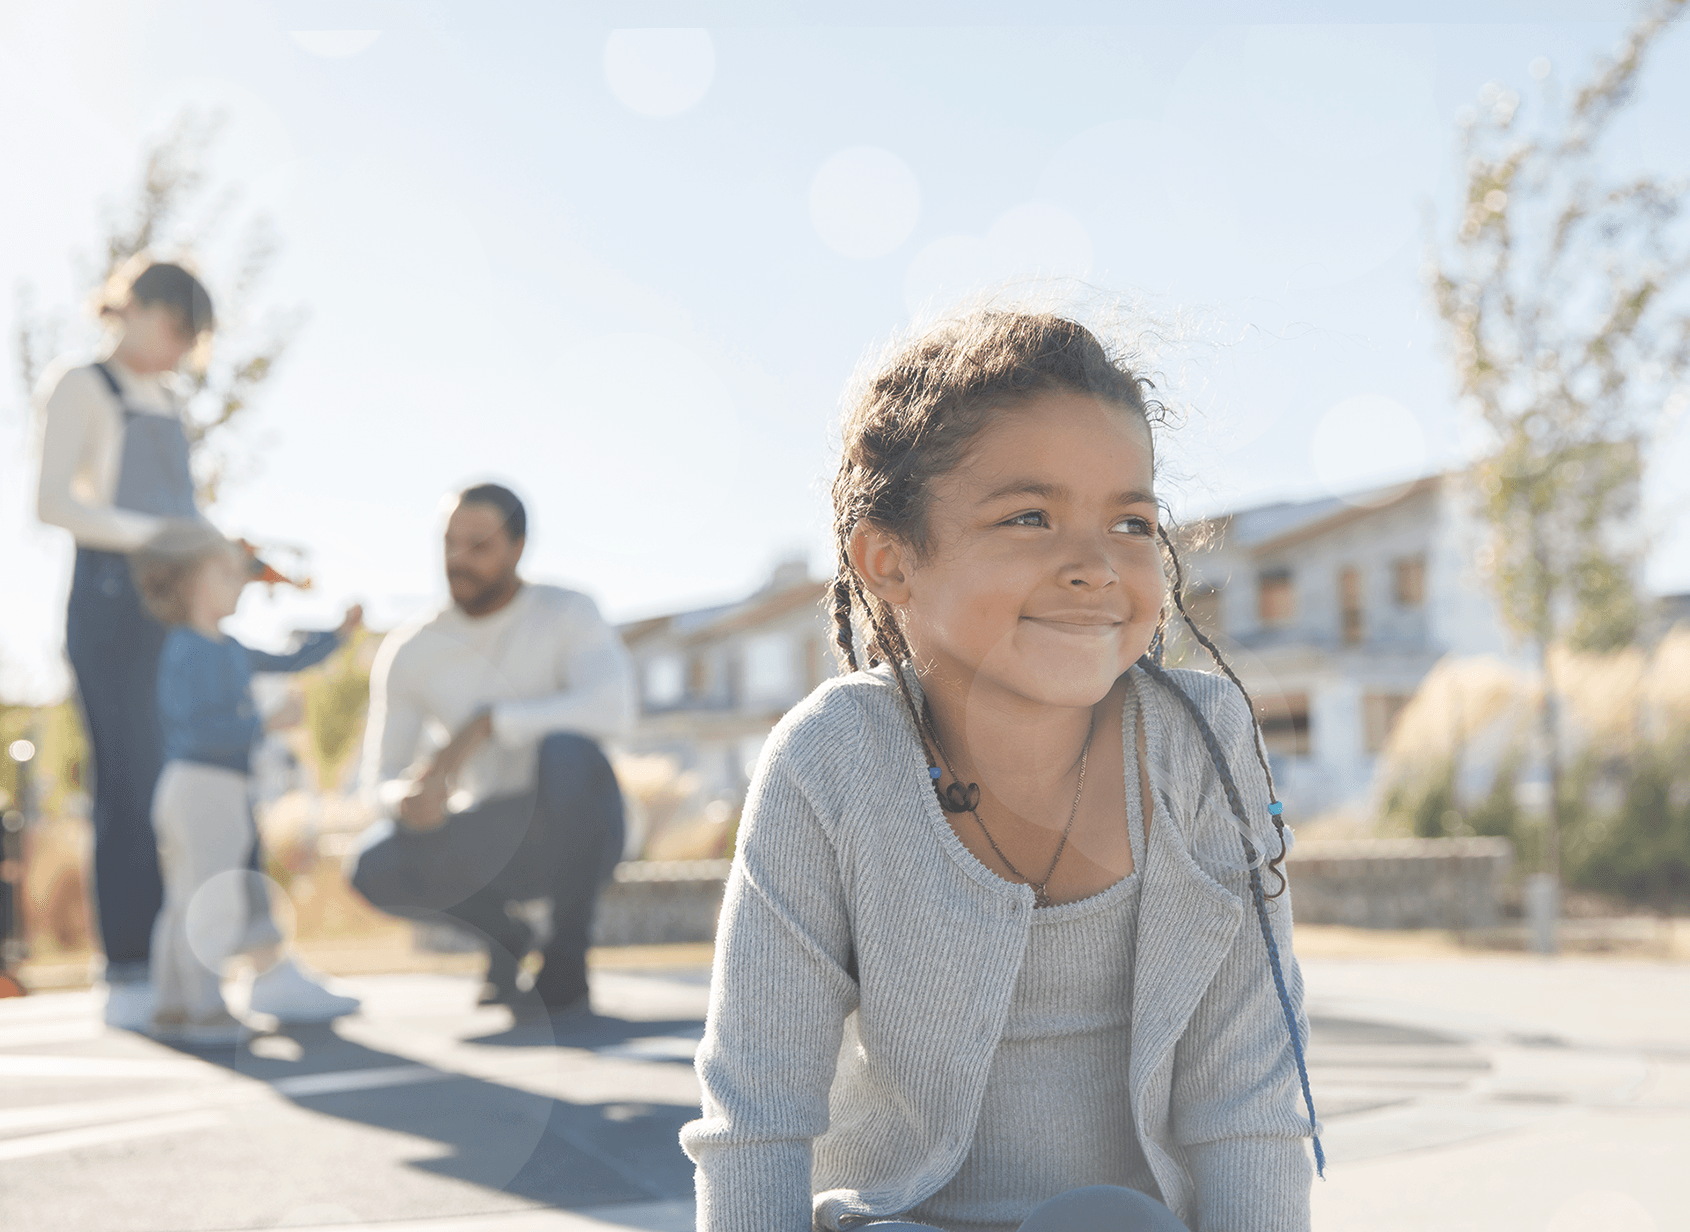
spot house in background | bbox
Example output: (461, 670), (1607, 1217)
(1173, 473), (1519, 817)
(618, 560), (836, 805)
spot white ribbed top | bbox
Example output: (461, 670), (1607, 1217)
(906, 872), (1155, 1232)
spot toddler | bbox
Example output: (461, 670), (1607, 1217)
(132, 521), (362, 1044)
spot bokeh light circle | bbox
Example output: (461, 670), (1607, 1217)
(185, 870), (293, 972)
(603, 29), (715, 118)
(809, 147), (921, 261)
(1311, 394), (1430, 504)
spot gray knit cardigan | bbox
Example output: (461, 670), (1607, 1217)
(680, 664), (1316, 1232)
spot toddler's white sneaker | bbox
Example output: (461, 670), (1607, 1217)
(248, 957), (361, 1024)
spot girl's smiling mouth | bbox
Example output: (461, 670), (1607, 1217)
(1023, 611), (1124, 632)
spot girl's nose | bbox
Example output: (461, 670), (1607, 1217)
(1059, 538), (1117, 589)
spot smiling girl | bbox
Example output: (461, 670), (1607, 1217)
(681, 311), (1319, 1232)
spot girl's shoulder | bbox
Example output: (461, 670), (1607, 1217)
(761, 665), (918, 788)
(1132, 663), (1256, 761)
(1132, 663), (1281, 863)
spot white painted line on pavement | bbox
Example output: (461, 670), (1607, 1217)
(594, 1036), (700, 1063)
(212, 1198), (697, 1232)
(0, 993), (97, 1022)
(0, 1064), (456, 1137)
(0, 1053), (210, 1078)
(0, 1019), (104, 1048)
(0, 1110), (225, 1161)
(0, 1088), (222, 1135)
(272, 1065), (448, 1097)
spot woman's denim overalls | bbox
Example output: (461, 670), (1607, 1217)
(64, 363), (197, 980)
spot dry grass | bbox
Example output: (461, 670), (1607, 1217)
(1380, 628), (1690, 792)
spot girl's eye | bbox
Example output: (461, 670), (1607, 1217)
(1003, 510), (1048, 528)
(1113, 516), (1155, 537)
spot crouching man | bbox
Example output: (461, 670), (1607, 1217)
(349, 483), (634, 1017)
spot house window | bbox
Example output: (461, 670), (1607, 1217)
(1339, 566), (1363, 645)
(1258, 569), (1294, 626)
(643, 655), (684, 707)
(1185, 585), (1223, 637)
(743, 633), (797, 704)
(1393, 555), (1426, 607)
(1258, 692), (1311, 757)
(1363, 692), (1411, 754)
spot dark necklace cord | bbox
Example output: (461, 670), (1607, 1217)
(924, 701), (1096, 908)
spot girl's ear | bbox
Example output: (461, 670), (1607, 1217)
(849, 521), (913, 607)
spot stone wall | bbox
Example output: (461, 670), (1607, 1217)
(1286, 836), (1514, 930)
(592, 858), (731, 946)
(582, 839), (1516, 948)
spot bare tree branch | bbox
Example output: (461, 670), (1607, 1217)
(12, 108), (303, 508)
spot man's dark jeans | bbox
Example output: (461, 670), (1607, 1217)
(66, 548), (167, 978)
(348, 733), (625, 1007)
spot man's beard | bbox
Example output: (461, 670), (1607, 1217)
(449, 571), (512, 615)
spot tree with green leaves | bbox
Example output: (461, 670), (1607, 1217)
(13, 109), (303, 506)
(1430, 1), (1690, 891)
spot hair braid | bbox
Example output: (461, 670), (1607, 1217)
(879, 612), (979, 814)
(832, 564), (978, 815)
(830, 571), (860, 672)
(1157, 524), (1289, 895)
(1136, 652), (1323, 1170)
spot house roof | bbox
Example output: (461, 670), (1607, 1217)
(1193, 474), (1445, 557)
(693, 580), (829, 644)
(1247, 476), (1443, 555)
(617, 600), (737, 649)
(617, 579), (829, 651)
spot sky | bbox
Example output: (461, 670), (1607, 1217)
(3, 2), (1688, 703)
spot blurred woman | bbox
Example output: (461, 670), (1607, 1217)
(35, 260), (215, 1028)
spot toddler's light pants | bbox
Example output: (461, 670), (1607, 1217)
(149, 761), (283, 1021)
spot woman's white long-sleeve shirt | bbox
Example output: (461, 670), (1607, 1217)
(34, 354), (187, 551)
(682, 664), (1316, 1232)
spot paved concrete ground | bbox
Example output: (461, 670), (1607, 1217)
(1, 955), (1685, 1231)
(1302, 957), (1690, 1231)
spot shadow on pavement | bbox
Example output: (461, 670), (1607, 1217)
(160, 1011), (699, 1208)
(465, 1012), (704, 1052)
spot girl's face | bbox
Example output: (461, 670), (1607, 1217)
(891, 390), (1164, 712)
(114, 301), (197, 374)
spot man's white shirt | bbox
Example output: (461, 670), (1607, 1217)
(364, 583), (635, 817)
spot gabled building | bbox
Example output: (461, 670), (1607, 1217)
(1173, 473), (1518, 815)
(618, 561), (836, 802)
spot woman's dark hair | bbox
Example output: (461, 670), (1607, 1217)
(827, 308), (1289, 893)
(102, 261), (216, 337)
(459, 482), (527, 541)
